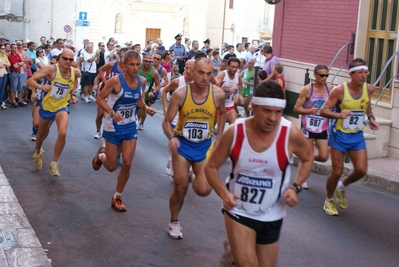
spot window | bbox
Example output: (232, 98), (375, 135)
(366, 0), (399, 104)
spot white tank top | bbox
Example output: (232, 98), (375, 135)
(220, 70), (239, 108)
(226, 118), (293, 222)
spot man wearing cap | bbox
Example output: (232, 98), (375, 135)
(320, 58), (379, 216)
(205, 80), (313, 267)
(170, 34), (187, 74)
(201, 38), (211, 53)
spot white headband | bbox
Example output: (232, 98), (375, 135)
(252, 97), (286, 108)
(349, 65), (368, 73)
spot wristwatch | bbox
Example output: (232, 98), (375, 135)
(291, 183), (302, 194)
(109, 110), (115, 117)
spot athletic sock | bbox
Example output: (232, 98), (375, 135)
(171, 219), (179, 223)
(114, 192), (122, 199)
(337, 181), (345, 191)
(326, 198), (334, 202)
(32, 126), (38, 134)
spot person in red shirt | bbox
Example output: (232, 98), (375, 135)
(7, 44), (25, 108)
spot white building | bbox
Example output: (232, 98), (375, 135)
(1, 0), (274, 48)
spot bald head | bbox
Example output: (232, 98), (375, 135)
(61, 48), (74, 58)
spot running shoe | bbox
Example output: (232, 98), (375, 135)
(33, 149), (44, 170)
(84, 96), (90, 104)
(168, 222), (183, 239)
(49, 161), (60, 176)
(164, 158), (173, 176)
(92, 147), (106, 170)
(31, 133), (36, 141)
(94, 132), (102, 139)
(10, 102), (18, 108)
(220, 240), (235, 267)
(303, 180), (309, 189)
(117, 154), (122, 167)
(0, 104), (7, 109)
(111, 196), (127, 212)
(335, 188), (348, 209)
(323, 199), (338, 216)
(18, 101), (27, 107)
(138, 123), (144, 130)
(88, 95), (96, 102)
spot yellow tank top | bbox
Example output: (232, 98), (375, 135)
(334, 82), (369, 133)
(42, 64), (75, 112)
(175, 83), (216, 142)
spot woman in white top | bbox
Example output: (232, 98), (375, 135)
(35, 48), (49, 69)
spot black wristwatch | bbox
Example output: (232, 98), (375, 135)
(291, 183), (302, 194)
(109, 110), (115, 117)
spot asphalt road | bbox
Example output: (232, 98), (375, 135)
(0, 100), (398, 267)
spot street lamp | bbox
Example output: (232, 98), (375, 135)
(265, 0), (282, 4)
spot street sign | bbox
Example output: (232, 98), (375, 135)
(76, 20), (90, 27)
(79, 12), (87, 20)
(63, 24), (72, 33)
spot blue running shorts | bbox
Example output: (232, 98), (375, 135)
(176, 135), (213, 162)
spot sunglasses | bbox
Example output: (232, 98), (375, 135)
(143, 60), (153, 63)
(100, 45), (105, 47)
(37, 51), (43, 53)
(316, 73), (329, 78)
(154, 57), (161, 60)
(62, 56), (74, 62)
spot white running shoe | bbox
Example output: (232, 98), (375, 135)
(80, 93), (85, 100)
(303, 180), (309, 189)
(84, 96), (90, 104)
(168, 222), (183, 239)
(94, 132), (102, 139)
(138, 123), (144, 130)
(88, 95), (96, 102)
(164, 158), (173, 176)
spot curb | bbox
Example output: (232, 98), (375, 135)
(292, 157), (399, 194)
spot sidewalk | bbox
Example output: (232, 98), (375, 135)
(0, 166), (51, 267)
(293, 157), (399, 194)
(0, 156), (398, 267)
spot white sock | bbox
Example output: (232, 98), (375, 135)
(337, 181), (345, 190)
(114, 192), (122, 199)
(326, 197), (334, 202)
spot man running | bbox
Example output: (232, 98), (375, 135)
(205, 81), (313, 267)
(92, 50), (156, 212)
(294, 64), (333, 189)
(162, 57), (226, 239)
(320, 58), (379, 216)
(27, 49), (80, 176)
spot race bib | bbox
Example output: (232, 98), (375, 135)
(182, 121), (209, 142)
(49, 82), (69, 99)
(116, 103), (136, 125)
(343, 110), (364, 130)
(305, 114), (324, 133)
(233, 173), (275, 215)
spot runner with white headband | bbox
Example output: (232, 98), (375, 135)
(205, 80), (313, 267)
(320, 58), (379, 216)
